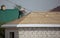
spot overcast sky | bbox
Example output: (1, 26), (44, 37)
(0, 0), (60, 11)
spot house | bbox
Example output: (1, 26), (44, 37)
(1, 12), (60, 38)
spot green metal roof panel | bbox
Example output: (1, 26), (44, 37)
(0, 9), (19, 23)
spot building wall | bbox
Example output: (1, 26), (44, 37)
(18, 27), (60, 38)
(5, 28), (19, 38)
(0, 0), (60, 11)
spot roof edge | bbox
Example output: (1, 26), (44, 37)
(1, 24), (60, 28)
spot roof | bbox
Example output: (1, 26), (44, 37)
(20, 12), (60, 24)
(1, 11), (60, 28)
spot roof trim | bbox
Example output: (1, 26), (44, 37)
(1, 24), (60, 28)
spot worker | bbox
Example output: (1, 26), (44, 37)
(18, 7), (26, 18)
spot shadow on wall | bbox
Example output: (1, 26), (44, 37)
(50, 6), (60, 12)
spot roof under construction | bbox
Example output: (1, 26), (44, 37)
(1, 11), (60, 28)
(7, 11), (60, 24)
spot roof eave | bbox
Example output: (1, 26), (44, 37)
(1, 24), (60, 28)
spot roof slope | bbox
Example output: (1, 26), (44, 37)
(8, 12), (60, 24)
(1, 12), (60, 28)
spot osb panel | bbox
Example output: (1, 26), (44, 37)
(8, 12), (60, 24)
(19, 12), (60, 24)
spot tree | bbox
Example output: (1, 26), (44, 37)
(0, 23), (5, 38)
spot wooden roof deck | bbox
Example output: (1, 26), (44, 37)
(8, 12), (60, 24)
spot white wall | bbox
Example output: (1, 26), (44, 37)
(0, 0), (60, 11)
(18, 27), (60, 38)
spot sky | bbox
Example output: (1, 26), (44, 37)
(0, 0), (60, 11)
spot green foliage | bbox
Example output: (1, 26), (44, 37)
(0, 28), (5, 38)
(0, 22), (7, 38)
(0, 23), (5, 38)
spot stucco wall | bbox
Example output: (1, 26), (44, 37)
(5, 28), (19, 38)
(5, 27), (60, 38)
(18, 27), (60, 38)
